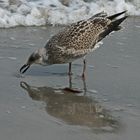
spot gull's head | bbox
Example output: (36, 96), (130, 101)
(20, 48), (48, 74)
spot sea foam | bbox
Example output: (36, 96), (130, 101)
(0, 0), (139, 28)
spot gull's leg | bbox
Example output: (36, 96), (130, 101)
(82, 58), (86, 79)
(69, 74), (72, 89)
(82, 76), (87, 95)
(68, 62), (72, 76)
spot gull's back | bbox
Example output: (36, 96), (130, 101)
(45, 11), (127, 64)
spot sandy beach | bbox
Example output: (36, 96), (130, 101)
(0, 17), (140, 140)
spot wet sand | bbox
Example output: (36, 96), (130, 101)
(0, 18), (140, 140)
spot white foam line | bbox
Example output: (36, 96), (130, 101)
(0, 0), (139, 28)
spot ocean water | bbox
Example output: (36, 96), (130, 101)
(0, 18), (140, 140)
(0, 0), (139, 28)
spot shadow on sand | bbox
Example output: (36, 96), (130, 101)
(20, 76), (122, 133)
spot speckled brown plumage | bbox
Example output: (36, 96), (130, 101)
(45, 11), (127, 65)
(20, 11), (127, 76)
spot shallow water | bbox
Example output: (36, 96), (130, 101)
(0, 17), (140, 140)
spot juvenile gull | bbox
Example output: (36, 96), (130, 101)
(20, 11), (127, 77)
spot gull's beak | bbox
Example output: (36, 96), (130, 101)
(20, 64), (30, 74)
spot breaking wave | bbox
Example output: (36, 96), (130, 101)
(0, 0), (139, 28)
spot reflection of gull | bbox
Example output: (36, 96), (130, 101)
(20, 77), (121, 133)
(20, 11), (127, 77)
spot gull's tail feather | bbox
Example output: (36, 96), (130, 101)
(111, 15), (128, 30)
(98, 15), (128, 42)
(108, 10), (127, 20)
